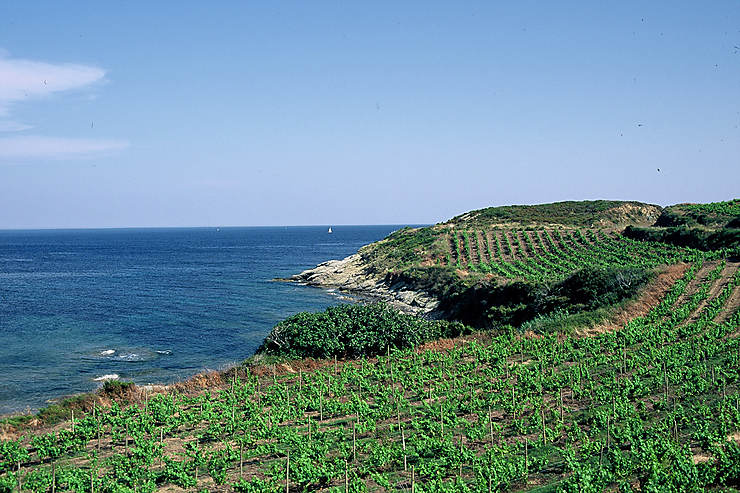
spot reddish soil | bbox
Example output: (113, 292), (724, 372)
(577, 263), (691, 337)
(671, 261), (717, 309)
(717, 282), (740, 323)
(476, 231), (489, 263)
(684, 261), (739, 325)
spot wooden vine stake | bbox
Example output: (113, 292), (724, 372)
(411, 465), (415, 493)
(541, 401), (547, 444)
(459, 434), (463, 476)
(559, 387), (564, 423)
(401, 426), (407, 471)
(285, 453), (290, 493)
(524, 439), (528, 485)
(352, 421), (357, 462)
(344, 459), (349, 493)
(71, 409), (75, 433)
(663, 362), (669, 402)
(489, 405), (495, 447)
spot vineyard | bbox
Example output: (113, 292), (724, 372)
(441, 228), (706, 282)
(2, 259), (740, 492)
(3, 200), (739, 492)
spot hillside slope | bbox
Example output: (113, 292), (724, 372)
(286, 200), (724, 330)
(3, 259), (739, 491)
(624, 199), (740, 252)
(3, 199), (739, 492)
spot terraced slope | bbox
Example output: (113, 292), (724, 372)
(2, 261), (739, 491)
(440, 228), (701, 282)
(288, 200), (731, 329)
(624, 199), (740, 252)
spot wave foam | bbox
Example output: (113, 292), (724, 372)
(100, 349), (115, 356)
(93, 374), (119, 381)
(116, 353), (142, 362)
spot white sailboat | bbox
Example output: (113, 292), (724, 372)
(328, 226), (333, 234)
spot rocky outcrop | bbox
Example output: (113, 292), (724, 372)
(277, 254), (440, 316)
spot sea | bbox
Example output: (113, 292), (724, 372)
(0, 225), (407, 415)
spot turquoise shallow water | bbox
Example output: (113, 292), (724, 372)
(0, 225), (406, 414)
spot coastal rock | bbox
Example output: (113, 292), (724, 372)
(277, 254), (439, 316)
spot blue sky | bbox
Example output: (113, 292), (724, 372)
(0, 1), (738, 228)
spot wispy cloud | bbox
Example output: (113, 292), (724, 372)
(0, 52), (105, 116)
(0, 120), (32, 132)
(0, 51), (128, 160)
(0, 136), (129, 160)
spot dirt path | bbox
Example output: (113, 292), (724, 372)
(447, 233), (460, 266)
(538, 229), (562, 257)
(487, 230), (503, 261)
(476, 231), (489, 264)
(576, 263), (691, 337)
(467, 230), (480, 265)
(494, 231), (514, 262)
(670, 261), (718, 310)
(503, 231), (522, 260)
(528, 231), (550, 257)
(716, 282), (740, 324)
(515, 231), (534, 257)
(683, 261), (738, 325)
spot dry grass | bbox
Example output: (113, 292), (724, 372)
(577, 263), (690, 337)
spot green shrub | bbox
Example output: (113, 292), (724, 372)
(555, 266), (651, 310)
(101, 380), (135, 397)
(258, 303), (470, 359)
(624, 225), (740, 251)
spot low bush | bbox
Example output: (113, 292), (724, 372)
(101, 380), (135, 398)
(257, 303), (470, 359)
(624, 225), (740, 251)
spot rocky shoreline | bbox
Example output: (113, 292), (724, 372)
(276, 253), (440, 317)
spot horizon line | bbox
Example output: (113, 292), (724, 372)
(0, 223), (431, 232)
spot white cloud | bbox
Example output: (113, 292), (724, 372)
(0, 136), (129, 160)
(0, 52), (105, 115)
(0, 120), (32, 132)
(0, 51), (127, 160)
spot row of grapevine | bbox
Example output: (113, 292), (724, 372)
(446, 228), (705, 282)
(2, 262), (739, 491)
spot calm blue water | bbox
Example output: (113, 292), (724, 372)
(0, 226), (405, 414)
